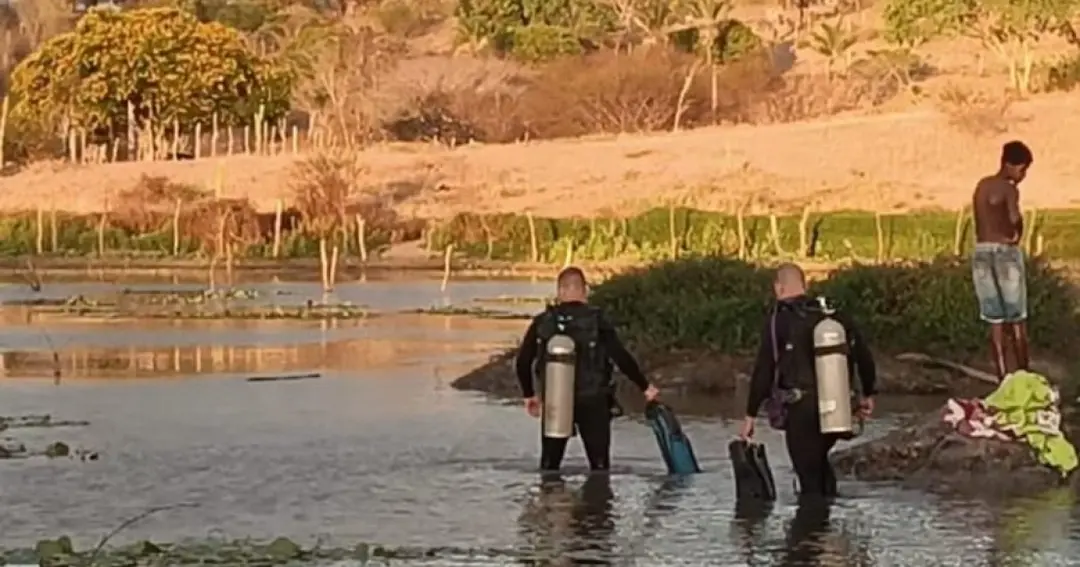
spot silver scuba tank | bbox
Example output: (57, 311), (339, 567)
(542, 334), (577, 439)
(812, 298), (854, 434)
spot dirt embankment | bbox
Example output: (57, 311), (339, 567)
(4, 94), (1080, 218)
(450, 347), (1006, 399)
(830, 411), (1079, 496)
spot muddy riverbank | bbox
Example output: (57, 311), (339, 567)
(0, 254), (626, 282)
(451, 346), (1004, 398)
(831, 410), (1080, 497)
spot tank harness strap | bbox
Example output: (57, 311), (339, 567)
(769, 306), (780, 386)
(813, 343), (850, 357)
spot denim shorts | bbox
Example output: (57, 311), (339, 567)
(971, 242), (1027, 323)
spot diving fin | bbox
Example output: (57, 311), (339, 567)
(729, 439), (777, 501)
(645, 402), (701, 475)
(747, 442), (777, 500)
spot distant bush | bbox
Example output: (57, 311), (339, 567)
(508, 24), (584, 62)
(670, 19), (764, 64)
(589, 256), (1080, 364)
(1043, 53), (1080, 92)
(521, 48), (706, 138)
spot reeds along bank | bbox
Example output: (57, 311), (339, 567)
(1, 205), (1068, 264)
(426, 207), (1070, 264)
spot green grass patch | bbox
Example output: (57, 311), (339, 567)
(430, 207), (1080, 262)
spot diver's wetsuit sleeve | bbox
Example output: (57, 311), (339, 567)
(842, 316), (877, 396)
(745, 318), (776, 418)
(515, 318), (540, 398)
(598, 315), (650, 391)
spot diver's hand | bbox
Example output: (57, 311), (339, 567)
(739, 416), (755, 440)
(643, 385), (660, 402)
(525, 396), (541, 418)
(858, 396), (875, 419)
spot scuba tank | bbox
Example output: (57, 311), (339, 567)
(542, 334), (577, 439)
(812, 297), (854, 435)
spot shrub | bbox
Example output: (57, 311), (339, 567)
(1, 113), (66, 166)
(520, 48), (707, 138)
(590, 257), (774, 352)
(1043, 53), (1080, 92)
(377, 43), (900, 143)
(812, 258), (1080, 360)
(455, 0), (616, 56)
(589, 256), (1080, 364)
(508, 24), (584, 62)
(377, 56), (531, 144)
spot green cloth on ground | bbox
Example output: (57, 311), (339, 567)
(984, 370), (1079, 476)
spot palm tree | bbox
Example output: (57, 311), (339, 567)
(803, 19), (859, 80)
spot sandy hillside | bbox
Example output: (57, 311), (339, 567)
(2, 94), (1079, 218)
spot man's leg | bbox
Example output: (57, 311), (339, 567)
(996, 245), (1030, 372)
(972, 247), (1009, 380)
(540, 436), (569, 472)
(576, 398), (612, 472)
(820, 435), (840, 497)
(784, 401), (828, 496)
(1011, 321), (1030, 371)
(989, 324), (1010, 378)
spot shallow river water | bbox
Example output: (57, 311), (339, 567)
(0, 276), (1078, 565)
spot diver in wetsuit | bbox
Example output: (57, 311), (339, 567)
(739, 263), (877, 497)
(516, 266), (660, 472)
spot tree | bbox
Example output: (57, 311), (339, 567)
(289, 21), (400, 147)
(666, 0), (762, 118)
(455, 0), (618, 59)
(9, 7), (293, 138)
(292, 151), (366, 292)
(188, 198), (260, 290)
(883, 0), (1080, 94)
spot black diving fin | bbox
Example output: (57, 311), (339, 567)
(645, 401), (701, 475)
(729, 439), (777, 501)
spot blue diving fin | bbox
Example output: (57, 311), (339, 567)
(645, 402), (701, 475)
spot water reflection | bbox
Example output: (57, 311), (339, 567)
(517, 474), (616, 565)
(0, 314), (520, 380)
(987, 487), (1077, 564)
(0, 278), (549, 316)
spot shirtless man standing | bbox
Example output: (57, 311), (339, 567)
(971, 140), (1033, 380)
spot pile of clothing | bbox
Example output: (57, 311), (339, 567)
(941, 370), (1078, 476)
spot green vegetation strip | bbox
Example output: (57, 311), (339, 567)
(411, 306), (532, 320)
(588, 256), (1080, 375)
(0, 212), (394, 259)
(430, 208), (1080, 262)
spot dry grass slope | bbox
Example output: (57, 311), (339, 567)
(3, 94), (1080, 218)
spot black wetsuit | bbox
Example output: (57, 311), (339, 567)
(746, 295), (877, 497)
(516, 301), (650, 472)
